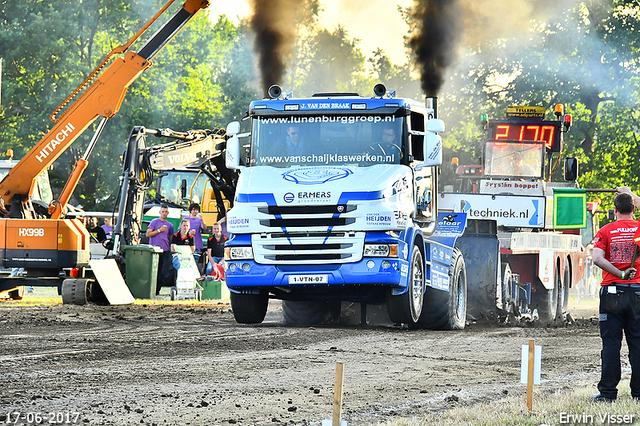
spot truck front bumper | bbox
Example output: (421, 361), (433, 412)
(225, 257), (408, 291)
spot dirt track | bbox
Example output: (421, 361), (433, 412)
(0, 298), (607, 425)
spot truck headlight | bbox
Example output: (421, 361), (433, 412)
(364, 244), (398, 257)
(225, 247), (254, 260)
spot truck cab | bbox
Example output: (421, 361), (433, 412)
(222, 85), (465, 327)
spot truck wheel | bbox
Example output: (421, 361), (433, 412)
(282, 300), (341, 326)
(418, 247), (467, 330)
(230, 292), (268, 324)
(533, 272), (559, 323)
(387, 245), (424, 325)
(558, 263), (570, 316)
(61, 279), (89, 305)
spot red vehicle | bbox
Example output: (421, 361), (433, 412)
(440, 105), (583, 322)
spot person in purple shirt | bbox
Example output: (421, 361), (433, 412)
(186, 203), (207, 265)
(101, 217), (113, 241)
(145, 205), (174, 295)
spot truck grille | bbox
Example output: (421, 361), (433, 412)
(260, 217), (356, 227)
(259, 205), (356, 215)
(251, 232), (364, 265)
(252, 204), (363, 264)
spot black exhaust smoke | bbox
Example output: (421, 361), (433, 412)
(249, 0), (301, 97)
(409, 0), (461, 97)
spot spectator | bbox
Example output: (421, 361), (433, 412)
(171, 219), (196, 253)
(217, 216), (229, 238)
(88, 217), (107, 243)
(101, 217), (113, 240)
(146, 205), (174, 295)
(186, 203), (206, 263)
(591, 191), (640, 402)
(206, 222), (228, 275)
(171, 219), (196, 272)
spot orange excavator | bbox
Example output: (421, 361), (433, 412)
(0, 0), (210, 301)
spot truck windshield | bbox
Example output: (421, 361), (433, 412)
(250, 114), (405, 167)
(484, 141), (545, 179)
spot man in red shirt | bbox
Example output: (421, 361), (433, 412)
(592, 192), (640, 402)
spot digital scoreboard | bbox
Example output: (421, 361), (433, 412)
(489, 120), (563, 152)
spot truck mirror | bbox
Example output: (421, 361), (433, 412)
(423, 133), (443, 167)
(226, 134), (241, 170)
(425, 118), (445, 133)
(608, 209), (615, 221)
(226, 121), (240, 137)
(564, 157), (578, 181)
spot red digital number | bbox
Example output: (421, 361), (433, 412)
(541, 125), (555, 149)
(495, 124), (509, 140)
(494, 123), (557, 150)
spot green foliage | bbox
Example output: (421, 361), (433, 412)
(428, 0), (640, 205)
(0, 1), (259, 210)
(292, 25), (366, 97)
(2, 0), (640, 212)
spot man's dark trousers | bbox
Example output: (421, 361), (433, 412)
(598, 283), (640, 399)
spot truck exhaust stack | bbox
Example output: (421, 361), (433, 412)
(426, 97), (438, 119)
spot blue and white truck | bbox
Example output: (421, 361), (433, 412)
(222, 84), (469, 328)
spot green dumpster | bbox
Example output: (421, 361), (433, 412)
(200, 278), (230, 300)
(123, 244), (162, 299)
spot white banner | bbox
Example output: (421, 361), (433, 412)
(439, 193), (545, 228)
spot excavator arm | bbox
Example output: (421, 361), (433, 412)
(0, 0), (210, 217)
(109, 126), (237, 256)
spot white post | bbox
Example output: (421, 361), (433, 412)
(520, 339), (541, 413)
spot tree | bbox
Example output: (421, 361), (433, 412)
(293, 25), (367, 97)
(419, 1), (640, 195)
(0, 1), (251, 210)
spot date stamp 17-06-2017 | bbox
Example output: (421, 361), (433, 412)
(2, 411), (81, 425)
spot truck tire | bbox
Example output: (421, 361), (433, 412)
(61, 279), (90, 305)
(387, 245), (424, 325)
(533, 271), (559, 323)
(230, 292), (268, 324)
(418, 247), (467, 330)
(282, 300), (341, 326)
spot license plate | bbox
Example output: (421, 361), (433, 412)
(288, 275), (329, 284)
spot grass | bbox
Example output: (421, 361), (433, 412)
(373, 380), (640, 426)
